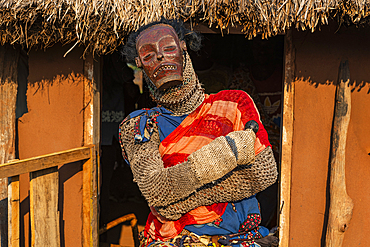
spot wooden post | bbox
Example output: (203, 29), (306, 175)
(8, 159), (20, 247)
(7, 175), (19, 247)
(325, 60), (353, 247)
(279, 28), (295, 247)
(82, 55), (101, 247)
(30, 167), (60, 247)
(0, 44), (20, 247)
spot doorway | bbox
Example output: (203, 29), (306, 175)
(99, 33), (285, 245)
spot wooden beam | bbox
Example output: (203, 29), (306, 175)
(30, 167), (60, 247)
(279, 28), (295, 247)
(0, 44), (19, 165)
(82, 55), (101, 247)
(325, 60), (353, 247)
(0, 145), (92, 179)
(8, 175), (19, 247)
(0, 44), (20, 247)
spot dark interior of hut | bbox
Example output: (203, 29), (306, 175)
(99, 33), (284, 245)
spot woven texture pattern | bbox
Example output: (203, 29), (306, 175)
(120, 89), (278, 241)
(121, 113), (277, 220)
(156, 146), (277, 220)
(226, 130), (256, 165)
(120, 120), (203, 208)
(120, 118), (260, 208)
(120, 90), (278, 221)
(1, 0), (369, 55)
(189, 129), (256, 184)
(188, 135), (237, 184)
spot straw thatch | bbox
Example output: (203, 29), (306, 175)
(0, 0), (369, 55)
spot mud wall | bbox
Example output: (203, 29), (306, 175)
(17, 44), (85, 246)
(289, 24), (370, 246)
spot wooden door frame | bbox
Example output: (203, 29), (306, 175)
(278, 29), (295, 247)
(83, 54), (102, 247)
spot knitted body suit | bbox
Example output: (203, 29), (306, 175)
(119, 52), (278, 241)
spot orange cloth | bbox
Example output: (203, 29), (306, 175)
(145, 90), (270, 241)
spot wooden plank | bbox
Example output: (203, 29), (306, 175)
(82, 54), (93, 247)
(279, 28), (295, 247)
(91, 57), (101, 247)
(325, 60), (353, 247)
(0, 44), (20, 247)
(8, 175), (19, 247)
(93, 56), (102, 197)
(82, 146), (99, 247)
(30, 167), (60, 247)
(0, 145), (92, 178)
(82, 156), (92, 247)
(83, 55), (101, 146)
(0, 45), (19, 165)
(82, 55), (101, 247)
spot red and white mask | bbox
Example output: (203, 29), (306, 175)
(135, 24), (187, 90)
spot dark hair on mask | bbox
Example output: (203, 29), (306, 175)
(121, 17), (202, 64)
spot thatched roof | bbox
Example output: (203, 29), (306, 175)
(0, 0), (369, 55)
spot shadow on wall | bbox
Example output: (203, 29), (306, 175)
(293, 23), (370, 94)
(27, 45), (85, 87)
(294, 77), (370, 94)
(58, 161), (83, 247)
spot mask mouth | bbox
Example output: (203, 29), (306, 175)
(153, 64), (177, 78)
(152, 63), (183, 91)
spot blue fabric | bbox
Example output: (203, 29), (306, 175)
(184, 196), (260, 235)
(184, 196), (269, 246)
(127, 106), (188, 143)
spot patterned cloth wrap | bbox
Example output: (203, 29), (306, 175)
(122, 90), (272, 246)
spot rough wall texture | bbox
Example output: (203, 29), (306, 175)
(290, 24), (370, 246)
(18, 44), (85, 247)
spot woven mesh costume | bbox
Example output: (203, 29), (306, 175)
(120, 89), (278, 219)
(119, 24), (278, 243)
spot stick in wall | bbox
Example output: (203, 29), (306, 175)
(325, 60), (354, 247)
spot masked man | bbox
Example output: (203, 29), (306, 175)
(119, 18), (278, 247)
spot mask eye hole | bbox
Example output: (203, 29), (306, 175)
(143, 53), (154, 62)
(164, 46), (176, 52)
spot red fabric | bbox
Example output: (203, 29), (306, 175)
(144, 90), (271, 241)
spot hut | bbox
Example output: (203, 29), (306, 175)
(0, 0), (369, 246)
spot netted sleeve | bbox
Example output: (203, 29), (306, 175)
(119, 117), (245, 208)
